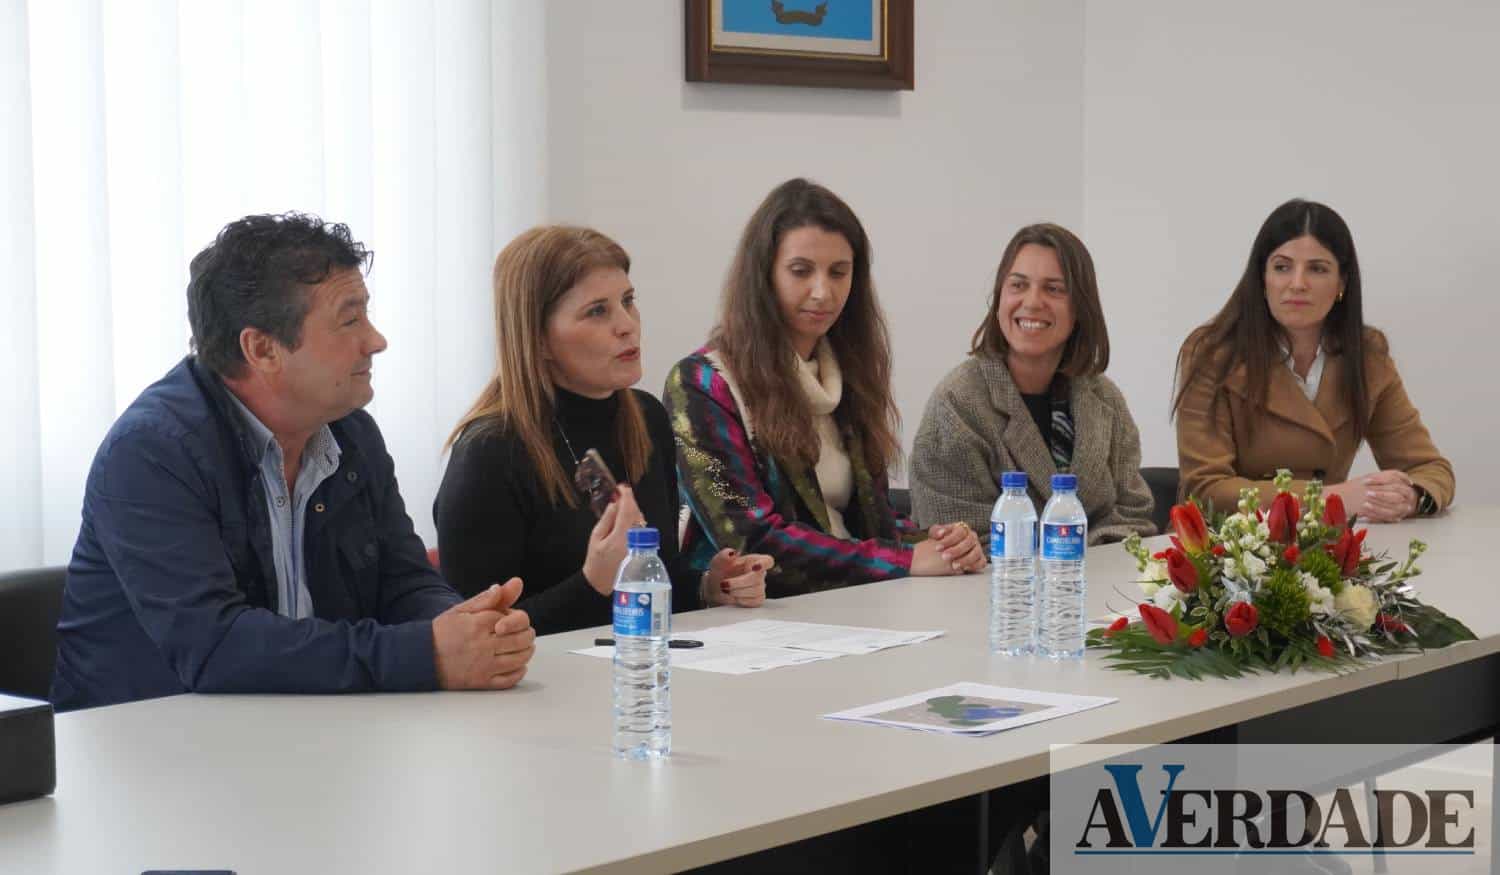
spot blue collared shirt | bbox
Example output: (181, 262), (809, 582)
(224, 390), (342, 619)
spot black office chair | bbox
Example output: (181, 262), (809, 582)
(0, 566), (66, 701)
(888, 487), (913, 519)
(1139, 467), (1180, 535)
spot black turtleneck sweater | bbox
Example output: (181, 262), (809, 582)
(432, 387), (694, 635)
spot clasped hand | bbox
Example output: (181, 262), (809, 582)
(1327, 469), (1418, 523)
(432, 578), (535, 690)
(911, 521), (986, 576)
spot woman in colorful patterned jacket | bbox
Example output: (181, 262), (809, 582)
(663, 178), (984, 598)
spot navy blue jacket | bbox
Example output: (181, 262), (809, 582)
(50, 356), (461, 711)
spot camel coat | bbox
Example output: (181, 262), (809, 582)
(1176, 346), (1454, 512)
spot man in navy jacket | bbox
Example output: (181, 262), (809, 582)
(51, 213), (535, 711)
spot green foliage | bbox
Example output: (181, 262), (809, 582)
(1102, 645), (1258, 680)
(1254, 567), (1311, 638)
(1087, 622), (1371, 679)
(1297, 548), (1344, 596)
(1398, 605), (1478, 649)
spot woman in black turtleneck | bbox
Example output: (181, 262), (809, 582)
(433, 226), (769, 636)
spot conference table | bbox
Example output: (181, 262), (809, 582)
(2, 508), (1496, 874)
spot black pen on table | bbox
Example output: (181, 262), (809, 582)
(594, 637), (704, 649)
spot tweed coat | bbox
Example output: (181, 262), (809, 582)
(1176, 341), (1454, 513)
(910, 355), (1156, 546)
(663, 348), (925, 598)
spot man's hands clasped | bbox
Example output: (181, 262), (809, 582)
(433, 578), (536, 690)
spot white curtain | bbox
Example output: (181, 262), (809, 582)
(0, 0), (548, 574)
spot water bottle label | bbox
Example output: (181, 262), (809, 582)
(613, 590), (655, 637)
(991, 520), (1034, 558)
(1041, 523), (1085, 560)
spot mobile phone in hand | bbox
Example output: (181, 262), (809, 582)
(572, 448), (618, 518)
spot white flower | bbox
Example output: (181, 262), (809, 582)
(1222, 513), (1258, 543)
(1237, 553), (1268, 580)
(1137, 560), (1168, 597)
(1238, 533), (1260, 550)
(1302, 573), (1335, 616)
(1153, 584), (1185, 610)
(1334, 585), (1379, 630)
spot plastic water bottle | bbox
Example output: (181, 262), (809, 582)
(1037, 473), (1088, 659)
(989, 471), (1037, 655)
(612, 527), (672, 759)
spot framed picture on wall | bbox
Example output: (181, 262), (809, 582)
(685, 0), (914, 90)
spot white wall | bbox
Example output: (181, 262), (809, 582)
(543, 0), (1086, 482)
(1083, 1), (1500, 500)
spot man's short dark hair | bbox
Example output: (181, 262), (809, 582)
(187, 212), (373, 377)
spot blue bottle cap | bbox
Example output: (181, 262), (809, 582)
(626, 526), (659, 550)
(1001, 471), (1028, 490)
(1051, 473), (1077, 491)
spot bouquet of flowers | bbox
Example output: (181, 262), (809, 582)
(1086, 470), (1475, 679)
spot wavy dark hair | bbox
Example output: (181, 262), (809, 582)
(187, 212), (372, 378)
(1172, 198), (1380, 443)
(709, 178), (901, 478)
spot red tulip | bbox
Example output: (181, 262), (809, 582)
(1211, 544), (1226, 557)
(1282, 545), (1300, 565)
(1188, 628), (1208, 648)
(1164, 547), (1199, 593)
(1331, 528), (1368, 577)
(1170, 503), (1210, 554)
(1315, 635), (1335, 658)
(1324, 494), (1348, 528)
(1104, 616), (1129, 637)
(1225, 602), (1259, 638)
(1266, 492), (1300, 544)
(1139, 603), (1179, 645)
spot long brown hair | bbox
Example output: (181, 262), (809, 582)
(969, 223), (1110, 376)
(1171, 199), (1378, 443)
(709, 178), (901, 478)
(447, 225), (650, 508)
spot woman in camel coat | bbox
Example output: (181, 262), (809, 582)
(1175, 199), (1453, 519)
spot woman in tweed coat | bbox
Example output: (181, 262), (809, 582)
(911, 224), (1156, 545)
(664, 179), (985, 599)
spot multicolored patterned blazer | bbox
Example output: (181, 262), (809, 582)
(663, 347), (925, 598)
